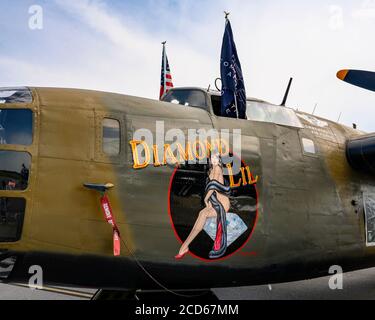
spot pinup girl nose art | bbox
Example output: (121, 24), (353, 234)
(170, 151), (258, 261)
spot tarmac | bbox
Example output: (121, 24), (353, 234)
(0, 267), (374, 300)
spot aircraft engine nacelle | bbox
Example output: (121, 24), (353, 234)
(346, 133), (375, 174)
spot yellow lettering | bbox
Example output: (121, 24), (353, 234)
(226, 164), (242, 188)
(246, 166), (259, 185)
(152, 145), (162, 167)
(240, 167), (248, 186)
(129, 140), (151, 170)
(193, 140), (206, 161)
(164, 144), (179, 165)
(218, 139), (229, 155)
(206, 139), (229, 156)
(176, 143), (194, 163)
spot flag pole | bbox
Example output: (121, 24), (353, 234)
(234, 91), (239, 118)
(162, 41), (167, 97)
(223, 12), (239, 118)
(160, 41), (167, 100)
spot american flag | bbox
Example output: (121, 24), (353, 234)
(159, 42), (174, 100)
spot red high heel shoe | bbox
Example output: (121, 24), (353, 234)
(214, 223), (223, 251)
(175, 249), (189, 260)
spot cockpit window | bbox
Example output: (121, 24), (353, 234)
(0, 109), (33, 146)
(247, 101), (303, 128)
(0, 87), (32, 104)
(162, 90), (207, 110)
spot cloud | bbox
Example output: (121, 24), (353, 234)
(1, 0), (375, 132)
(54, 0), (150, 57)
(329, 5), (345, 30)
(48, 0), (217, 97)
(353, 1), (375, 20)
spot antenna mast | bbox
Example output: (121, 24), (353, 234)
(281, 78), (293, 107)
(312, 103), (318, 115)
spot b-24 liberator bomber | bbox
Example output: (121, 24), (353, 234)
(0, 76), (374, 298)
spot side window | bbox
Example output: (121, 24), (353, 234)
(0, 197), (26, 242)
(0, 151), (31, 191)
(301, 138), (316, 155)
(0, 109), (33, 145)
(102, 118), (120, 156)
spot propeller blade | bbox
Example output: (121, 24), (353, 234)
(337, 69), (375, 92)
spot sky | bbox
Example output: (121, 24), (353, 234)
(1, 0), (375, 131)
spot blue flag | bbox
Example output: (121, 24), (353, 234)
(220, 20), (247, 119)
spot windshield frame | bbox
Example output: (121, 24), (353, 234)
(0, 87), (33, 105)
(246, 100), (303, 128)
(162, 88), (209, 111)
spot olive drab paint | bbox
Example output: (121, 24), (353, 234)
(0, 86), (374, 290)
